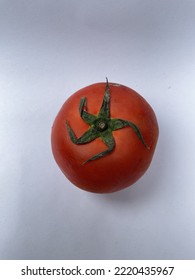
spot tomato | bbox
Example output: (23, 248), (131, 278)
(51, 79), (159, 193)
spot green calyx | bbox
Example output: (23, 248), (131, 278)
(66, 78), (149, 164)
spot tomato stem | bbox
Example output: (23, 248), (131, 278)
(66, 79), (149, 164)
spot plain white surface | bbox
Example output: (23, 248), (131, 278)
(1, 0), (195, 260)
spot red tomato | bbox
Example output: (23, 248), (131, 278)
(51, 80), (159, 193)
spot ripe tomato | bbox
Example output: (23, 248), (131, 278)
(51, 79), (159, 193)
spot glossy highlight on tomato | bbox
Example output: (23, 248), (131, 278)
(51, 80), (159, 193)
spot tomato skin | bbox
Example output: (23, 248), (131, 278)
(51, 82), (159, 193)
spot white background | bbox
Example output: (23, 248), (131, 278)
(0, 0), (195, 260)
